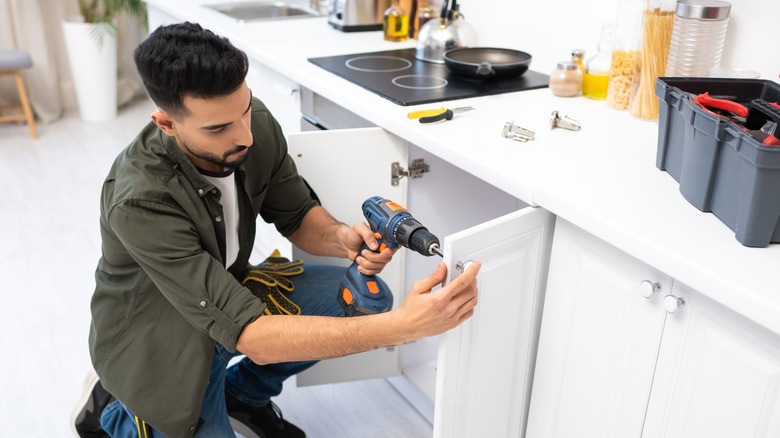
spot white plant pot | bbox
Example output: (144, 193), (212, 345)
(62, 18), (118, 122)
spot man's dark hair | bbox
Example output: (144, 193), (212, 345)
(134, 22), (249, 118)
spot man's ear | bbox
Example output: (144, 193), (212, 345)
(151, 110), (177, 136)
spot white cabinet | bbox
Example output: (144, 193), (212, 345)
(245, 59), (302, 138)
(643, 281), (780, 437)
(285, 127), (534, 428)
(527, 218), (670, 437)
(527, 218), (780, 438)
(286, 127), (409, 386)
(434, 207), (555, 438)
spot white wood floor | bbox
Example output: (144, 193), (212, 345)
(0, 97), (432, 438)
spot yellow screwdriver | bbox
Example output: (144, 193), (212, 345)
(407, 106), (475, 124)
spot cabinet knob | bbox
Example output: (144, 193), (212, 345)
(663, 295), (686, 313)
(639, 280), (661, 299)
(456, 260), (474, 273)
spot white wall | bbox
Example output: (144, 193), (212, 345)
(454, 0), (779, 81)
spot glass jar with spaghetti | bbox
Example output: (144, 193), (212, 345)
(606, 0), (644, 110)
(628, 0), (676, 120)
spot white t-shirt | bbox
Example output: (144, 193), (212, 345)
(201, 170), (240, 268)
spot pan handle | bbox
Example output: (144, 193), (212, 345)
(476, 62), (495, 77)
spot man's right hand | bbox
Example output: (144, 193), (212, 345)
(397, 261), (481, 338)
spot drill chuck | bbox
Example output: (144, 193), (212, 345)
(362, 197), (441, 257)
(407, 227), (441, 257)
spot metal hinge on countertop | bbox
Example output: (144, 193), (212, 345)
(391, 159), (429, 186)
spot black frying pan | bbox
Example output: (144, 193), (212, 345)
(443, 47), (532, 80)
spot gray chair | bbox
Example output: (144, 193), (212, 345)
(0, 50), (37, 138)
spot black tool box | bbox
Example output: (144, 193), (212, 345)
(655, 77), (780, 247)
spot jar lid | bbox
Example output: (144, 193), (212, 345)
(675, 0), (731, 20)
(556, 61), (578, 70)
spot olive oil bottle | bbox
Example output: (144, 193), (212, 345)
(583, 24), (614, 100)
(384, 0), (409, 42)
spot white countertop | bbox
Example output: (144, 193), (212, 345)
(147, 1), (780, 335)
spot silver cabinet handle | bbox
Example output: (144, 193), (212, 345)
(639, 280), (661, 299)
(663, 295), (686, 313)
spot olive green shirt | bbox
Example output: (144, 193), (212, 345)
(88, 98), (318, 437)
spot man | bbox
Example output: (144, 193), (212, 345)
(74, 22), (480, 438)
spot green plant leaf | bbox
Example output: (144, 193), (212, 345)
(79, 0), (148, 28)
(88, 21), (118, 49)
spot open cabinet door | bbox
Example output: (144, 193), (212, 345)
(286, 127), (408, 386)
(434, 207), (555, 438)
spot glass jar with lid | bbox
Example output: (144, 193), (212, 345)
(409, 0), (437, 39)
(606, 0), (643, 110)
(666, 0), (731, 77)
(628, 0), (676, 120)
(549, 61), (583, 98)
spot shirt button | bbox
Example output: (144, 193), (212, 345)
(215, 215), (223, 223)
(198, 189), (204, 195)
(199, 300), (207, 308)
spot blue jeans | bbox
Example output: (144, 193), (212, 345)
(101, 264), (349, 437)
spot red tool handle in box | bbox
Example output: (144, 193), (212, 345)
(692, 93), (780, 146)
(693, 92), (749, 118)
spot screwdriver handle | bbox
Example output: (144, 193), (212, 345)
(407, 107), (446, 119)
(419, 109), (454, 124)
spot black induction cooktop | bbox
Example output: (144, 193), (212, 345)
(308, 48), (549, 106)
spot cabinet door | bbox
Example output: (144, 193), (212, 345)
(286, 128), (409, 386)
(643, 281), (780, 437)
(246, 60), (302, 137)
(434, 206), (556, 438)
(526, 219), (671, 438)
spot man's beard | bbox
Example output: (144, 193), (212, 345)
(184, 142), (250, 169)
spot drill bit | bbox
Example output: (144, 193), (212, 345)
(430, 243), (443, 257)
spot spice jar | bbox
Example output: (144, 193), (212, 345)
(628, 0), (676, 120)
(606, 0), (643, 110)
(549, 61), (583, 98)
(666, 0), (731, 77)
(411, 0), (437, 39)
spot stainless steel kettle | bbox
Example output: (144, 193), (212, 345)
(415, 0), (478, 63)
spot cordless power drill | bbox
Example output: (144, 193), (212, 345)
(338, 196), (443, 316)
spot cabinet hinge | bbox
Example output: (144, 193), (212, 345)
(391, 159), (429, 186)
